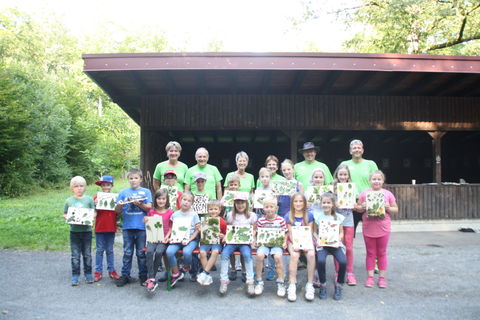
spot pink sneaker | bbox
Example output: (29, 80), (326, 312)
(378, 277), (387, 288)
(365, 276), (374, 288)
(346, 273), (357, 286)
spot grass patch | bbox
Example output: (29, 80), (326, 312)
(0, 179), (130, 251)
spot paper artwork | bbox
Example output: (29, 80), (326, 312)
(66, 207), (94, 226)
(225, 225), (253, 244)
(95, 192), (118, 210)
(256, 227), (285, 248)
(200, 217), (221, 245)
(222, 191), (249, 208)
(170, 217), (192, 243)
(366, 190), (385, 217)
(291, 226), (314, 250)
(253, 189), (274, 209)
(317, 220), (341, 248)
(336, 183), (356, 209)
(306, 185), (334, 204)
(192, 194), (209, 215)
(145, 215), (164, 243)
(160, 185), (179, 211)
(271, 180), (297, 196)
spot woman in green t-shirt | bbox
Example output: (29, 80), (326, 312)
(152, 141), (189, 192)
(224, 151), (255, 195)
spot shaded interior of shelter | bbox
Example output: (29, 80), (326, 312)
(148, 130), (480, 185)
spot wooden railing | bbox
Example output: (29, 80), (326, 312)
(386, 184), (480, 220)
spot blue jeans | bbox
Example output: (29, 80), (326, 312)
(200, 244), (223, 253)
(70, 231), (92, 276)
(95, 232), (115, 273)
(121, 229), (147, 278)
(220, 244), (253, 283)
(166, 240), (199, 270)
(316, 246), (346, 284)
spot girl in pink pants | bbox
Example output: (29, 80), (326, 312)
(333, 165), (357, 285)
(356, 170), (398, 288)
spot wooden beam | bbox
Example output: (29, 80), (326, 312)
(260, 71), (272, 94)
(319, 71), (341, 94)
(428, 131), (446, 183)
(282, 130), (301, 163)
(289, 70), (307, 94)
(127, 71), (148, 95)
(349, 72), (374, 95)
(159, 71), (176, 94)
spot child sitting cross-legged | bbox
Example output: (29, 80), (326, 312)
(197, 200), (227, 286)
(254, 197), (288, 297)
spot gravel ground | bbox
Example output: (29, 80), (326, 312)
(1, 231), (479, 320)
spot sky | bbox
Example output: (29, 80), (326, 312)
(1, 0), (357, 52)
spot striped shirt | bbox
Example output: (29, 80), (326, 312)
(257, 216), (287, 232)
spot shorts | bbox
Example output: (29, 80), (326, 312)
(200, 244), (223, 253)
(257, 246), (283, 256)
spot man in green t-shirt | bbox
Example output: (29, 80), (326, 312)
(184, 147), (223, 200)
(340, 139), (378, 233)
(294, 142), (333, 188)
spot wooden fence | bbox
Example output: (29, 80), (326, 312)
(386, 184), (480, 220)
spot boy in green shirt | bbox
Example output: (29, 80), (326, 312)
(63, 176), (95, 286)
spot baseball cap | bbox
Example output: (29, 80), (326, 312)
(95, 175), (114, 186)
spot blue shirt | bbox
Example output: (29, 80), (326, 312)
(116, 187), (152, 230)
(284, 211), (314, 226)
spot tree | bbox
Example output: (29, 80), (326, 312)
(295, 0), (480, 54)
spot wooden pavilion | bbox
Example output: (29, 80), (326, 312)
(82, 52), (480, 220)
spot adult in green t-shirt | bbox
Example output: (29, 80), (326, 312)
(339, 139), (378, 233)
(294, 142), (333, 188)
(152, 141), (189, 192)
(184, 147), (223, 200)
(224, 151), (255, 195)
(255, 155), (286, 188)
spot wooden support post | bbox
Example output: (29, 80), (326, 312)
(282, 130), (301, 163)
(427, 131), (446, 184)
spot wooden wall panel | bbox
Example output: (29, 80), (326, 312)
(387, 184), (480, 220)
(141, 95), (480, 130)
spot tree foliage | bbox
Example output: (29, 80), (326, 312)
(296, 0), (480, 54)
(0, 8), (146, 196)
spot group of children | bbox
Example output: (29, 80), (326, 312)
(63, 161), (398, 302)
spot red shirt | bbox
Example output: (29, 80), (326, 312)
(94, 195), (118, 233)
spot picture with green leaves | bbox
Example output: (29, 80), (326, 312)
(200, 217), (221, 245)
(317, 220), (341, 248)
(271, 180), (297, 196)
(95, 192), (118, 210)
(160, 185), (179, 211)
(65, 207), (94, 226)
(225, 225), (253, 244)
(336, 183), (356, 209)
(222, 191), (249, 208)
(256, 227), (285, 248)
(145, 215), (164, 243)
(366, 190), (385, 218)
(170, 217), (192, 243)
(306, 185), (334, 204)
(253, 189), (273, 209)
(291, 226), (314, 250)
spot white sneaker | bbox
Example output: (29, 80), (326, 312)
(254, 281), (264, 295)
(287, 284), (297, 302)
(219, 280), (229, 294)
(247, 282), (255, 296)
(196, 272), (206, 285)
(277, 282), (286, 297)
(305, 282), (315, 301)
(203, 274), (213, 286)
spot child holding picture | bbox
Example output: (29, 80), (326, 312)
(143, 189), (174, 293)
(93, 175), (119, 282)
(255, 167), (273, 219)
(219, 193), (257, 296)
(312, 192), (347, 300)
(64, 176), (95, 286)
(286, 193), (316, 302)
(165, 192), (200, 287)
(114, 169), (152, 287)
(197, 200), (227, 286)
(161, 170), (182, 211)
(278, 159), (304, 217)
(333, 165), (357, 285)
(254, 197), (288, 297)
(356, 170), (398, 288)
